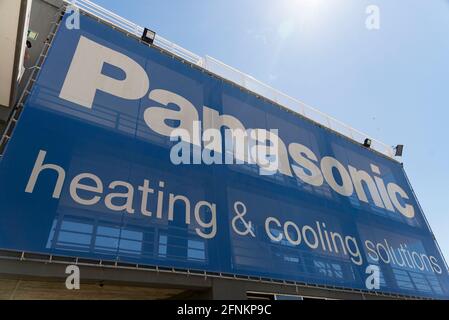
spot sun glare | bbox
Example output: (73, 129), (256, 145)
(288, 0), (326, 11)
(277, 0), (331, 37)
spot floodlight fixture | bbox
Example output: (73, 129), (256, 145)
(141, 28), (156, 45)
(363, 138), (372, 148)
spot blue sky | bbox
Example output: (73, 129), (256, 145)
(93, 0), (449, 261)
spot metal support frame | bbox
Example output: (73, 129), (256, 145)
(0, 249), (426, 300)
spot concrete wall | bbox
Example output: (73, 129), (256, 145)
(0, 0), (23, 108)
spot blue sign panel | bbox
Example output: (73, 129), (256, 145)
(0, 13), (448, 298)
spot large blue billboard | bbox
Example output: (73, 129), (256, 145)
(0, 13), (448, 298)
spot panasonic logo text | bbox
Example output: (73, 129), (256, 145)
(58, 36), (415, 219)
